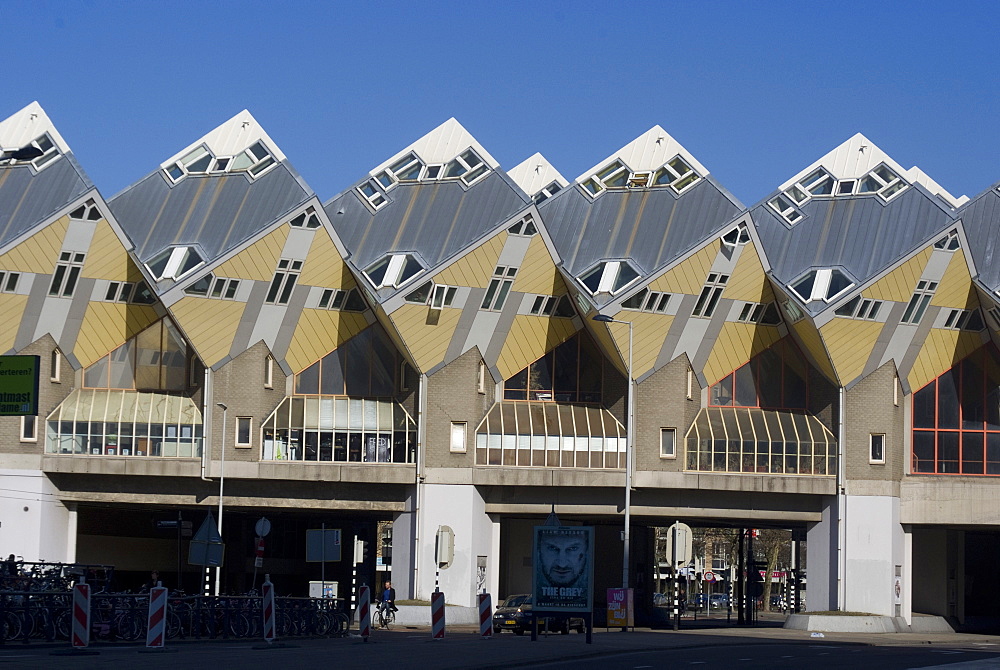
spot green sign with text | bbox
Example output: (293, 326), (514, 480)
(0, 355), (39, 416)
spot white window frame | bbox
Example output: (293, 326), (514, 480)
(478, 361), (487, 394)
(532, 181), (563, 204)
(357, 179), (388, 211)
(835, 296), (882, 321)
(49, 251), (86, 298)
(20, 415), (37, 442)
(869, 433), (886, 464)
(692, 273), (729, 318)
(265, 259), (303, 305)
(481, 266), (517, 311)
(0, 270), (20, 294)
(364, 254), (424, 289)
(686, 370), (694, 400)
(430, 284), (457, 310)
(721, 226), (750, 248)
(69, 199), (102, 222)
(942, 308), (984, 331)
(235, 417), (253, 447)
(790, 268), (854, 303)
(288, 207), (321, 229)
(450, 421), (468, 453)
(50, 349), (61, 383)
(660, 428), (676, 459)
(264, 356), (274, 389)
(622, 288), (671, 313)
(900, 280), (938, 325)
(933, 231), (960, 251)
(507, 215), (538, 236)
(767, 194), (803, 224)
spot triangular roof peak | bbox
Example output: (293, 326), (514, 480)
(158, 109), (287, 170)
(575, 126), (709, 183)
(780, 133), (966, 207)
(0, 101), (72, 155)
(369, 117), (500, 176)
(507, 152), (568, 197)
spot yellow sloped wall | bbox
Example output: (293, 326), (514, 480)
(908, 329), (985, 392)
(702, 322), (782, 386)
(0, 215), (69, 274)
(285, 309), (370, 373)
(297, 231), (356, 290)
(496, 315), (579, 380)
(512, 235), (566, 296)
(433, 232), (506, 289)
(82, 221), (144, 282)
(169, 297), (246, 367)
(212, 226), (289, 281)
(721, 244), (774, 303)
(791, 317), (837, 383)
(930, 252), (973, 308)
(74, 302), (160, 367)
(648, 242), (717, 295)
(0, 294), (27, 352)
(389, 303), (463, 371)
(604, 311), (676, 381)
(820, 317), (884, 386)
(865, 246), (933, 303)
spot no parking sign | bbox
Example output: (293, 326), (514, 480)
(704, 571), (717, 583)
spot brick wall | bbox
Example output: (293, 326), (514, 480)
(635, 355), (698, 472)
(211, 341), (286, 463)
(0, 335), (73, 457)
(844, 361), (903, 487)
(424, 347), (494, 469)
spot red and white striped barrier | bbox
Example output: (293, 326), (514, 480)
(478, 592), (492, 638)
(431, 590), (445, 639)
(71, 581), (90, 648)
(145, 583), (168, 648)
(262, 575), (276, 643)
(358, 586), (371, 640)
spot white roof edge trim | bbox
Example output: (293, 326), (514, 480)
(0, 101), (73, 155)
(507, 152), (569, 196)
(778, 133), (965, 207)
(159, 109), (287, 169)
(574, 125), (710, 183)
(369, 118), (501, 177)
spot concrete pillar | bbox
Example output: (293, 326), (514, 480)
(842, 495), (904, 616)
(0, 469), (72, 562)
(416, 483), (494, 606)
(391, 500), (416, 600)
(806, 497), (837, 612)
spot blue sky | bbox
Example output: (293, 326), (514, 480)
(1, 2), (997, 206)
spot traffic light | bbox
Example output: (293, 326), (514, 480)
(361, 539), (370, 562)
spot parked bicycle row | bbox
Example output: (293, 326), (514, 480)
(0, 591), (351, 643)
(1, 558), (115, 593)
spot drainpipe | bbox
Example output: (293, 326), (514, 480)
(413, 372), (428, 599)
(836, 386), (846, 610)
(201, 367), (213, 481)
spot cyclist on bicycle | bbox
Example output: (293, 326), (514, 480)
(378, 581), (396, 616)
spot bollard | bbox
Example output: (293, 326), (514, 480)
(262, 575), (276, 643)
(71, 578), (91, 649)
(358, 585), (371, 641)
(478, 593), (492, 639)
(431, 590), (445, 639)
(145, 582), (168, 648)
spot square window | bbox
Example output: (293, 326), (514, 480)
(870, 434), (885, 464)
(660, 428), (676, 459)
(236, 417), (252, 447)
(450, 422), (468, 453)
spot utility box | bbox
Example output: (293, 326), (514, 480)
(308, 581), (338, 599)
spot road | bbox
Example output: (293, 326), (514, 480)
(2, 626), (1000, 670)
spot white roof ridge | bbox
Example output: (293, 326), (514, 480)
(159, 109), (287, 170)
(575, 126), (710, 183)
(0, 101), (72, 156)
(508, 152), (568, 196)
(368, 118), (500, 177)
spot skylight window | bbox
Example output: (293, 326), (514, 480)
(856, 164), (906, 200)
(767, 194), (803, 224)
(721, 226), (751, 247)
(69, 199), (103, 221)
(775, 164), (908, 212)
(581, 155), (701, 199)
(507, 215), (537, 236)
(364, 253), (424, 289)
(789, 268), (854, 303)
(443, 149), (490, 185)
(532, 181), (563, 204)
(2, 133), (60, 170)
(357, 180), (388, 210)
(372, 148), (491, 192)
(933, 231), (961, 250)
(579, 261), (640, 295)
(164, 141), (275, 183)
(289, 207), (321, 229)
(146, 246), (205, 282)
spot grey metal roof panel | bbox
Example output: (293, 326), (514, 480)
(751, 186), (955, 309)
(108, 162), (311, 265)
(957, 185), (1000, 291)
(0, 154), (92, 248)
(325, 171), (529, 271)
(537, 175), (743, 278)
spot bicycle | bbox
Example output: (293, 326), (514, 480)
(373, 602), (395, 629)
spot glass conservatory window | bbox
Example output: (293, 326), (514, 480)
(709, 338), (808, 410)
(84, 319), (190, 391)
(294, 326), (402, 397)
(503, 333), (604, 403)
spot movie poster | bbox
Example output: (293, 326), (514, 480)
(532, 526), (594, 612)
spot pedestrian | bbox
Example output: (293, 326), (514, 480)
(142, 570), (162, 591)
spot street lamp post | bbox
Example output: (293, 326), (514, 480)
(592, 314), (634, 596)
(215, 402), (227, 597)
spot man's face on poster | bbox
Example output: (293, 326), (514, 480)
(539, 532), (587, 587)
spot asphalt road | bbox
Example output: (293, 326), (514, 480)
(3, 626), (1000, 670)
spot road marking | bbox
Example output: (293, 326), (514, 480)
(689, 663), (706, 665)
(781, 656), (793, 658)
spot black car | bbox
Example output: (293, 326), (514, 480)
(492, 594), (585, 635)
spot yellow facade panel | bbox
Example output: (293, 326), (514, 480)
(930, 252), (974, 308)
(820, 317), (884, 386)
(496, 315), (579, 380)
(908, 329), (985, 392)
(170, 297), (246, 367)
(603, 311), (675, 381)
(511, 235), (565, 296)
(297, 231), (355, 290)
(81, 221), (144, 282)
(0, 294), (27, 352)
(792, 318), (837, 383)
(434, 232), (506, 289)
(389, 304), (463, 371)
(702, 322), (781, 386)
(865, 247), (933, 303)
(649, 242), (717, 296)
(284, 309), (369, 373)
(0, 215), (69, 274)
(213, 226), (289, 281)
(721, 244), (773, 303)
(74, 302), (160, 367)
